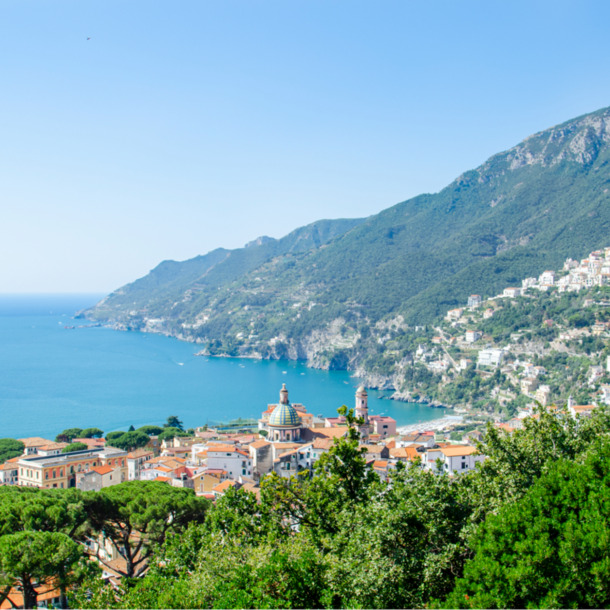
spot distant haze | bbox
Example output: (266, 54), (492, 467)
(2, 0), (610, 292)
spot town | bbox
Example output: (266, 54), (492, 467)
(391, 246), (610, 417)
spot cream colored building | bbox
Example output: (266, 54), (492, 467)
(18, 447), (127, 489)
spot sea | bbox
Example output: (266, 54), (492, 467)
(0, 294), (447, 439)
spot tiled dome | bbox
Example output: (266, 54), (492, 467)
(268, 403), (301, 427)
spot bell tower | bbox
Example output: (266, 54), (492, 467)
(355, 385), (370, 441)
(355, 385), (369, 422)
(280, 383), (289, 405)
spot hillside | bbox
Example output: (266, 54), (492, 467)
(85, 106), (610, 376)
(370, 245), (610, 418)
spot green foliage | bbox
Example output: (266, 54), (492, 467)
(0, 438), (24, 464)
(106, 430), (150, 451)
(443, 438), (610, 609)
(105, 431), (125, 442)
(62, 442), (88, 453)
(55, 427), (83, 443)
(12, 402), (610, 609)
(137, 425), (164, 436)
(80, 427), (104, 438)
(0, 531), (84, 609)
(165, 415), (184, 430)
(464, 405), (610, 520)
(157, 427), (189, 442)
(0, 486), (87, 538)
(86, 481), (209, 579)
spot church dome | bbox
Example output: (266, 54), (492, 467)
(268, 402), (301, 427)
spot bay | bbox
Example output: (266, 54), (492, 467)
(0, 294), (447, 439)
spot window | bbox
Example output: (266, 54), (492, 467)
(52, 470), (56, 479)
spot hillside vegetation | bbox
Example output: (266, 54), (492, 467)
(84, 106), (610, 384)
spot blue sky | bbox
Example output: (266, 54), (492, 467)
(2, 0), (610, 292)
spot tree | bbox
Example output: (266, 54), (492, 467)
(101, 534), (329, 610)
(105, 431), (125, 443)
(0, 531), (83, 609)
(55, 428), (83, 443)
(323, 464), (473, 609)
(137, 425), (164, 436)
(443, 439), (610, 609)
(80, 428), (104, 439)
(62, 442), (88, 453)
(464, 404), (610, 521)
(106, 431), (149, 452)
(0, 439), (24, 464)
(0, 487), (87, 539)
(157, 427), (189, 442)
(128, 425), (135, 432)
(85, 481), (209, 579)
(164, 415), (184, 430)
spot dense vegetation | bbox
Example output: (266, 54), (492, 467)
(3, 406), (610, 608)
(0, 439), (25, 464)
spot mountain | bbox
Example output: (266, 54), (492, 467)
(85, 106), (610, 374)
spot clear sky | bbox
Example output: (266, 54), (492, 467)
(2, 0), (610, 293)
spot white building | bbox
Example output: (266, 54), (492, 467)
(207, 444), (252, 479)
(467, 295), (482, 309)
(465, 330), (482, 343)
(439, 446), (484, 474)
(503, 287), (521, 298)
(477, 348), (505, 368)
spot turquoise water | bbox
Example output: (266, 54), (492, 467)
(0, 294), (446, 439)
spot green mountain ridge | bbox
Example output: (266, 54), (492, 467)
(85, 105), (610, 379)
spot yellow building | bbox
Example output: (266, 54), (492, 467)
(18, 447), (127, 489)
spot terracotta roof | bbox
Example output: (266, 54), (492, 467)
(17, 437), (53, 447)
(250, 440), (271, 449)
(440, 446), (478, 457)
(390, 446), (419, 460)
(373, 460), (388, 469)
(207, 444), (241, 453)
(154, 476), (170, 482)
(127, 448), (153, 459)
(312, 427), (348, 439)
(92, 465), (113, 475)
(213, 479), (240, 493)
(278, 450), (297, 459)
(311, 437), (332, 450)
(73, 438), (106, 447)
(272, 442), (300, 451)
(38, 442), (68, 451)
(360, 445), (387, 455)
(192, 469), (224, 480)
